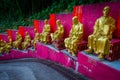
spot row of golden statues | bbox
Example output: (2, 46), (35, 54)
(0, 6), (116, 59)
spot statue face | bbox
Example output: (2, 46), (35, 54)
(56, 20), (60, 26)
(16, 32), (19, 35)
(44, 19), (48, 24)
(103, 6), (110, 17)
(26, 32), (28, 35)
(72, 16), (78, 24)
(34, 29), (37, 33)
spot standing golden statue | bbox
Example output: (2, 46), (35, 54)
(31, 29), (39, 49)
(22, 32), (31, 50)
(64, 16), (83, 56)
(13, 32), (22, 50)
(85, 6), (116, 59)
(40, 19), (51, 44)
(51, 20), (64, 41)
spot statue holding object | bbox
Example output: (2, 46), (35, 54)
(85, 6), (116, 59)
(64, 16), (83, 56)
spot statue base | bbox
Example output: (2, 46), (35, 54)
(60, 50), (78, 71)
(10, 49), (28, 59)
(28, 47), (37, 58)
(78, 51), (120, 80)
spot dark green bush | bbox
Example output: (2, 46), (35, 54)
(0, 0), (118, 32)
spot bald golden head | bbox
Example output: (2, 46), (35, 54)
(103, 6), (110, 17)
(72, 16), (78, 24)
(44, 19), (48, 24)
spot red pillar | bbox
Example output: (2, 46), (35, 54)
(49, 14), (56, 33)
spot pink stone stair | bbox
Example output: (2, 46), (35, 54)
(10, 49), (28, 59)
(78, 51), (120, 80)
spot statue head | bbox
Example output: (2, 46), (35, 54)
(44, 19), (48, 24)
(103, 6), (110, 17)
(16, 32), (19, 35)
(56, 20), (61, 26)
(26, 32), (28, 35)
(8, 36), (11, 39)
(34, 28), (37, 33)
(72, 16), (78, 25)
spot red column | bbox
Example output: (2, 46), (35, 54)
(0, 34), (2, 40)
(49, 14), (56, 33)
(33, 20), (39, 32)
(73, 6), (78, 16)
(19, 26), (25, 38)
(73, 6), (83, 23)
(7, 29), (12, 38)
(115, 11), (120, 38)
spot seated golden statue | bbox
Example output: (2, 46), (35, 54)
(0, 40), (6, 53)
(64, 16), (83, 56)
(13, 32), (22, 50)
(85, 6), (116, 59)
(31, 29), (39, 49)
(51, 20), (64, 41)
(22, 32), (31, 50)
(4, 36), (12, 53)
(40, 19), (51, 44)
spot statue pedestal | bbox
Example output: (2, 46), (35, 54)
(36, 42), (78, 71)
(44, 44), (61, 62)
(10, 49), (28, 59)
(36, 42), (61, 62)
(28, 47), (37, 58)
(36, 42), (49, 59)
(52, 39), (65, 50)
(0, 52), (12, 60)
(78, 51), (120, 80)
(60, 50), (78, 71)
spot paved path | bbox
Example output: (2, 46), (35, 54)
(0, 58), (89, 80)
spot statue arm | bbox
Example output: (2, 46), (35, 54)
(93, 19), (99, 35)
(110, 19), (116, 32)
(69, 25), (74, 37)
(79, 24), (83, 34)
(108, 19), (116, 39)
(60, 25), (64, 35)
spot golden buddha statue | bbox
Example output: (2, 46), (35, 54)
(31, 29), (39, 49)
(51, 20), (64, 41)
(13, 32), (22, 50)
(85, 6), (116, 59)
(64, 16), (83, 56)
(0, 40), (6, 53)
(40, 19), (51, 44)
(4, 36), (12, 53)
(22, 32), (31, 50)
(8, 36), (12, 46)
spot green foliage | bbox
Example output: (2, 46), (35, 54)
(0, 0), (119, 32)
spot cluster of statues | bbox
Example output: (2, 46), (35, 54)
(0, 6), (116, 59)
(0, 36), (12, 53)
